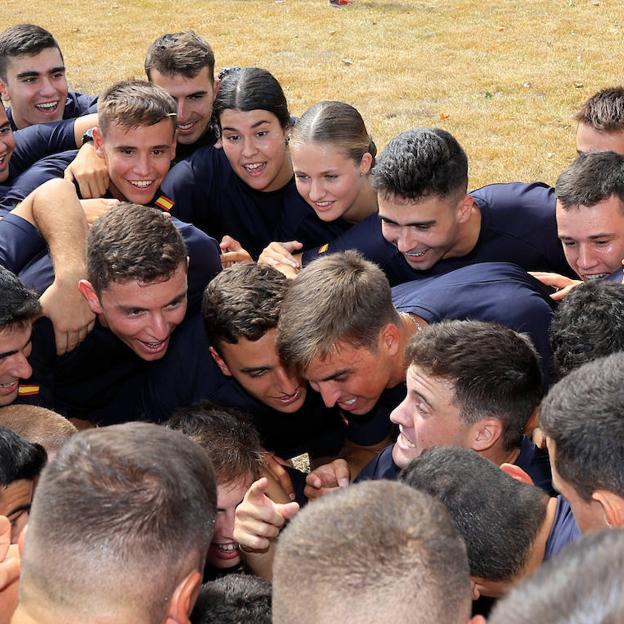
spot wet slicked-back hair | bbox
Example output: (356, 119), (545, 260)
(166, 402), (264, 485)
(20, 423), (216, 622)
(98, 79), (177, 136)
(87, 203), (187, 294)
(549, 281), (624, 379)
(576, 86), (624, 132)
(371, 127), (468, 201)
(0, 24), (61, 81)
(277, 251), (400, 374)
(489, 529), (624, 624)
(202, 262), (287, 348)
(0, 266), (40, 330)
(273, 480), (471, 624)
(145, 31), (215, 81)
(407, 320), (543, 450)
(540, 352), (624, 501)
(213, 67), (291, 130)
(556, 150), (624, 209)
(401, 447), (548, 584)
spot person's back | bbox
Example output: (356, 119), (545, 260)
(13, 422), (217, 624)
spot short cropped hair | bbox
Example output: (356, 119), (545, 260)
(489, 529), (624, 624)
(371, 127), (468, 201)
(0, 266), (40, 331)
(20, 423), (216, 622)
(0, 405), (76, 456)
(273, 481), (471, 624)
(202, 263), (287, 349)
(556, 150), (624, 209)
(0, 24), (61, 82)
(98, 79), (176, 136)
(145, 31), (215, 82)
(576, 86), (624, 132)
(401, 447), (548, 583)
(277, 251), (400, 373)
(213, 67), (291, 130)
(549, 281), (624, 379)
(291, 100), (377, 164)
(87, 203), (187, 294)
(191, 575), (272, 624)
(0, 425), (46, 486)
(166, 402), (264, 485)
(407, 320), (543, 450)
(540, 353), (624, 501)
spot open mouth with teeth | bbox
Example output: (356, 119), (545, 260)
(35, 101), (60, 113)
(210, 541), (242, 565)
(128, 180), (154, 189)
(397, 430), (417, 449)
(135, 338), (169, 358)
(0, 380), (19, 396)
(242, 162), (266, 177)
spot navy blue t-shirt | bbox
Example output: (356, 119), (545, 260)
(5, 91), (97, 132)
(159, 145), (350, 258)
(354, 444), (399, 482)
(303, 182), (573, 285)
(391, 262), (557, 386)
(544, 496), (581, 560)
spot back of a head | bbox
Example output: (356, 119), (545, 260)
(489, 529), (624, 624)
(87, 203), (187, 294)
(540, 352), (624, 501)
(556, 150), (624, 209)
(0, 404), (76, 457)
(202, 262), (287, 347)
(191, 575), (271, 624)
(371, 127), (468, 201)
(400, 447), (548, 585)
(0, 424), (46, 486)
(549, 281), (624, 379)
(166, 402), (264, 484)
(98, 79), (177, 136)
(0, 24), (59, 81)
(277, 250), (400, 373)
(0, 265), (41, 332)
(145, 31), (215, 81)
(576, 86), (624, 132)
(20, 422), (217, 623)
(273, 480), (471, 624)
(407, 320), (543, 450)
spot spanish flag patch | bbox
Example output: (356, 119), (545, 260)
(18, 384), (40, 396)
(154, 195), (174, 212)
(318, 243), (329, 255)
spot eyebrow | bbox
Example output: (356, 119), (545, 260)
(16, 65), (65, 80)
(0, 121), (10, 132)
(113, 143), (172, 151)
(379, 214), (437, 228)
(187, 90), (208, 97)
(116, 290), (187, 313)
(240, 366), (271, 374)
(317, 368), (350, 383)
(0, 337), (31, 361)
(221, 120), (270, 133)
(559, 233), (614, 240)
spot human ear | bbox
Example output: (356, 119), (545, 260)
(93, 127), (106, 159)
(164, 569), (202, 624)
(593, 490), (624, 528)
(456, 194), (474, 223)
(78, 280), (104, 315)
(359, 152), (373, 176)
(500, 463), (534, 486)
(471, 418), (503, 452)
(209, 346), (232, 377)
(379, 323), (401, 357)
(0, 79), (9, 102)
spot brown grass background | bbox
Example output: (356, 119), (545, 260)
(2, 0), (623, 188)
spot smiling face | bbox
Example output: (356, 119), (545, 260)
(207, 474), (253, 570)
(291, 141), (372, 223)
(94, 118), (176, 204)
(0, 107), (15, 183)
(556, 196), (624, 281)
(219, 108), (292, 192)
(212, 328), (306, 413)
(0, 47), (68, 129)
(379, 192), (470, 270)
(150, 67), (216, 146)
(0, 322), (33, 406)
(390, 364), (473, 469)
(81, 262), (188, 361)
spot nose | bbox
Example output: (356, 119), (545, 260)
(389, 399), (408, 426)
(214, 508), (235, 542)
(275, 366), (300, 395)
(576, 244), (598, 270)
(148, 313), (170, 341)
(309, 178), (325, 202)
(241, 136), (258, 159)
(39, 76), (57, 98)
(10, 352), (32, 381)
(134, 151), (152, 177)
(396, 228), (416, 253)
(176, 98), (187, 123)
(317, 383), (341, 408)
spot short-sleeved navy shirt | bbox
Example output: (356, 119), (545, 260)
(391, 262), (557, 386)
(5, 91), (97, 131)
(159, 145), (350, 258)
(354, 444), (399, 482)
(303, 182), (573, 285)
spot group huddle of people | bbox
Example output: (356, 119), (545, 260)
(0, 21), (623, 624)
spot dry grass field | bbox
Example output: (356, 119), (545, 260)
(2, 0), (623, 187)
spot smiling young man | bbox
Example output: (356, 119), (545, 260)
(0, 24), (96, 131)
(301, 128), (571, 285)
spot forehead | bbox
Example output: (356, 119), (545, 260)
(217, 474), (253, 506)
(102, 117), (175, 146)
(377, 192), (454, 223)
(219, 329), (279, 367)
(0, 322), (32, 351)
(219, 108), (280, 129)
(150, 67), (214, 97)
(290, 141), (354, 169)
(0, 479), (33, 516)
(6, 47), (63, 74)
(556, 196), (624, 236)
(305, 341), (377, 379)
(576, 122), (624, 155)
(407, 363), (456, 396)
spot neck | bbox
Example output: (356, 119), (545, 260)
(482, 444), (520, 467)
(388, 314), (427, 387)
(444, 199), (482, 259)
(523, 496), (559, 577)
(342, 180), (378, 224)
